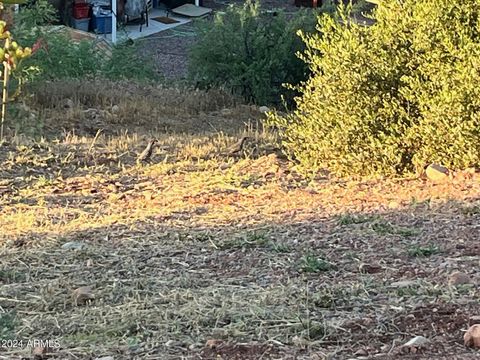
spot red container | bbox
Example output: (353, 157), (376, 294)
(73, 3), (90, 19)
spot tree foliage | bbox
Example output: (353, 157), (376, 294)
(189, 0), (318, 105)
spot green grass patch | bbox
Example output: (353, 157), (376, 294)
(408, 244), (441, 257)
(0, 311), (17, 339)
(299, 254), (332, 273)
(410, 197), (431, 209)
(337, 213), (377, 225)
(220, 230), (270, 249)
(0, 269), (27, 283)
(269, 241), (292, 253)
(371, 221), (419, 237)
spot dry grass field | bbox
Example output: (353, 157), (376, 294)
(1, 81), (479, 359)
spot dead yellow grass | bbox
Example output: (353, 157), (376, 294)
(1, 81), (479, 359)
(1, 124), (479, 255)
(1, 130), (478, 244)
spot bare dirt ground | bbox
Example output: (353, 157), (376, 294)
(0, 80), (479, 359)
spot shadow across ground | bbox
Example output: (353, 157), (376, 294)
(1, 198), (479, 359)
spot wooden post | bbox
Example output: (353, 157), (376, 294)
(1, 61), (9, 141)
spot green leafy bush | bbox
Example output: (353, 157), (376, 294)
(13, 0), (159, 83)
(20, 34), (159, 83)
(188, 0), (318, 105)
(268, 0), (480, 177)
(26, 34), (100, 80)
(16, 0), (58, 30)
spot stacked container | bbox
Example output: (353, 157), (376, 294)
(91, 6), (113, 34)
(71, 0), (91, 31)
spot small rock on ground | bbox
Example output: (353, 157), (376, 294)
(448, 271), (473, 286)
(63, 98), (74, 109)
(425, 163), (449, 182)
(469, 316), (480, 326)
(403, 335), (430, 347)
(359, 263), (383, 274)
(464, 324), (480, 349)
(389, 280), (417, 288)
(61, 241), (84, 250)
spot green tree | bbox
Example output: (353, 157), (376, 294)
(189, 0), (317, 105)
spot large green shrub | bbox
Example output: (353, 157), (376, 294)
(188, 0), (318, 105)
(26, 34), (101, 80)
(269, 0), (480, 177)
(22, 34), (158, 82)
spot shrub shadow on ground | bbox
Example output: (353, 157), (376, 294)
(1, 196), (479, 359)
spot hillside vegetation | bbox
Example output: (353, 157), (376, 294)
(1, 0), (479, 359)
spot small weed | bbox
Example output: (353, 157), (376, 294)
(408, 244), (440, 257)
(62, 332), (111, 344)
(451, 284), (476, 295)
(226, 173), (259, 188)
(311, 284), (372, 309)
(395, 287), (420, 297)
(245, 230), (268, 244)
(371, 221), (395, 235)
(222, 238), (246, 249)
(34, 175), (54, 188)
(337, 213), (376, 225)
(193, 232), (213, 242)
(299, 254), (332, 273)
(395, 227), (419, 237)
(269, 241), (292, 253)
(410, 197), (431, 209)
(0, 269), (27, 283)
(343, 250), (360, 261)
(0, 311), (17, 338)
(304, 321), (327, 340)
(461, 205), (480, 216)
(125, 336), (141, 348)
(312, 291), (335, 308)
(371, 221), (419, 237)
(423, 284), (444, 297)
(221, 230), (269, 249)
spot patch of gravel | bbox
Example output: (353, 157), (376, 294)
(138, 22), (197, 80)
